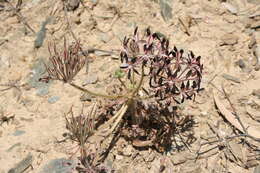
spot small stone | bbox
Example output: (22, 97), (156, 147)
(20, 117), (34, 122)
(115, 155), (124, 160)
(48, 96), (60, 104)
(222, 2), (238, 15)
(73, 16), (81, 25)
(13, 130), (26, 136)
(144, 152), (156, 162)
(249, 35), (256, 49)
(253, 44), (260, 67)
(6, 143), (21, 152)
(40, 158), (77, 173)
(251, 20), (260, 30)
(82, 75), (98, 86)
(222, 74), (240, 83)
(98, 33), (110, 43)
(200, 111), (207, 116)
(248, 0), (260, 5)
(254, 165), (260, 173)
(220, 33), (238, 46)
(123, 145), (133, 156)
(80, 93), (94, 102)
(235, 59), (246, 69)
(252, 89), (260, 99)
(66, 0), (80, 11)
(36, 86), (49, 96)
(159, 0), (173, 22)
(28, 59), (50, 96)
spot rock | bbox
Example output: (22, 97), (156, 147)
(123, 145), (133, 157)
(80, 93), (94, 102)
(252, 89), (260, 99)
(8, 153), (33, 173)
(13, 130), (26, 136)
(222, 74), (240, 83)
(34, 17), (53, 48)
(220, 33), (238, 46)
(247, 0), (260, 5)
(254, 165), (260, 173)
(39, 158), (77, 173)
(222, 2), (238, 15)
(159, 0), (173, 22)
(251, 20), (260, 30)
(6, 143), (21, 152)
(48, 96), (60, 104)
(249, 35), (256, 49)
(98, 33), (110, 43)
(66, 0), (80, 11)
(28, 59), (51, 96)
(144, 151), (156, 162)
(36, 85), (49, 96)
(115, 155), (124, 160)
(150, 158), (162, 173)
(253, 44), (260, 69)
(235, 59), (246, 69)
(82, 75), (98, 86)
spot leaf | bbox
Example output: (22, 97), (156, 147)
(213, 90), (260, 139)
(114, 69), (125, 78)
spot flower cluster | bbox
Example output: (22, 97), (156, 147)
(120, 27), (203, 104)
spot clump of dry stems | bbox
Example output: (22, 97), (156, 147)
(65, 103), (96, 158)
(40, 27), (203, 153)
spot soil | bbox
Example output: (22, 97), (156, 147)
(0, 0), (259, 172)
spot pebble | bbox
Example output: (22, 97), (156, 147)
(235, 59), (246, 69)
(222, 74), (240, 83)
(39, 158), (77, 173)
(252, 89), (260, 99)
(98, 33), (110, 43)
(36, 86), (49, 96)
(13, 130), (26, 136)
(220, 33), (238, 46)
(8, 153), (33, 173)
(251, 20), (260, 30)
(48, 96), (60, 104)
(253, 44), (260, 70)
(248, 35), (256, 49)
(254, 165), (260, 173)
(115, 155), (124, 160)
(159, 0), (173, 22)
(6, 143), (21, 152)
(123, 145), (133, 156)
(82, 75), (98, 86)
(221, 2), (238, 15)
(80, 93), (94, 102)
(28, 59), (50, 96)
(66, 0), (80, 11)
(248, 0), (260, 4)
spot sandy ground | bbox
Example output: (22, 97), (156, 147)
(0, 0), (259, 172)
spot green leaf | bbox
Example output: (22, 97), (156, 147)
(114, 69), (125, 78)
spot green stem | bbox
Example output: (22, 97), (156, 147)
(131, 65), (145, 97)
(69, 82), (125, 99)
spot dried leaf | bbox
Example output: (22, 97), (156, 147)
(213, 90), (260, 139)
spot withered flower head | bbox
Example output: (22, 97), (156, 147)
(40, 38), (85, 83)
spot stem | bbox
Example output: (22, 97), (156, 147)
(132, 64), (145, 97)
(118, 77), (128, 91)
(69, 82), (125, 99)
